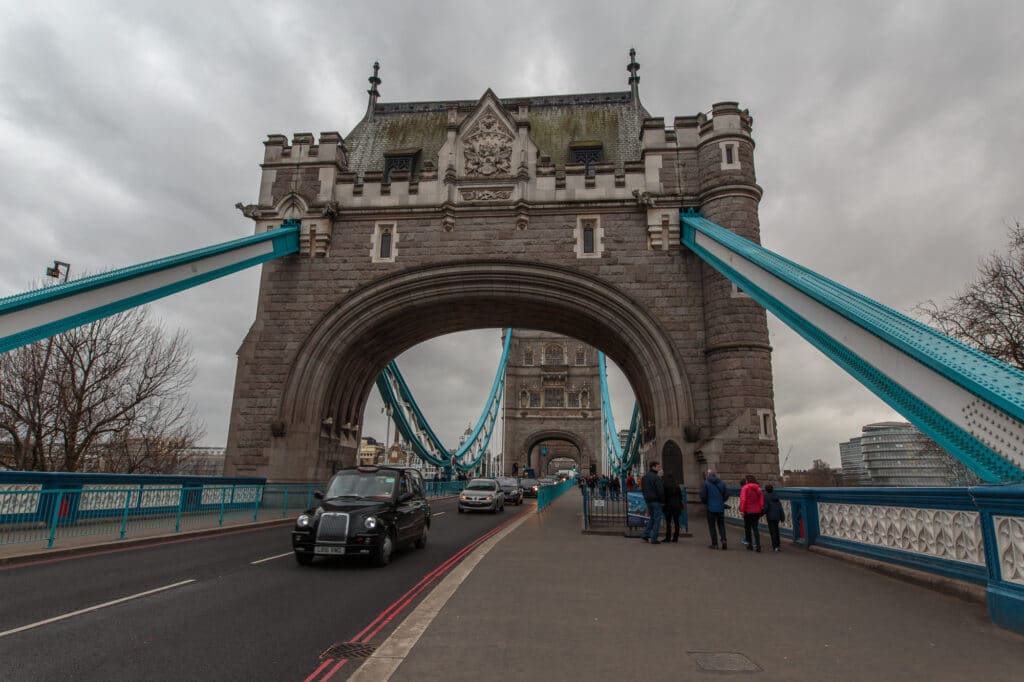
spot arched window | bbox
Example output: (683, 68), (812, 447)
(544, 344), (564, 366)
(580, 390), (590, 409)
(520, 390), (529, 408)
(575, 348), (586, 366)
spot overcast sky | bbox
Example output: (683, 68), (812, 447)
(2, 1), (1022, 473)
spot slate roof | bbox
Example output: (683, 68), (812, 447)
(343, 91), (650, 178)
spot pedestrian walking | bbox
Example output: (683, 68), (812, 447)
(740, 474), (765, 552)
(625, 473), (637, 492)
(610, 475), (621, 501)
(641, 461), (665, 544)
(699, 469), (729, 549)
(662, 473), (684, 542)
(763, 484), (785, 552)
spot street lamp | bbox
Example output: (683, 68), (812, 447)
(46, 260), (70, 282)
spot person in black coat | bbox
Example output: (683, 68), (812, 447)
(662, 473), (684, 542)
(763, 484), (786, 552)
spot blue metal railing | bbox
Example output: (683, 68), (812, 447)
(537, 479), (575, 512)
(716, 484), (1024, 634)
(0, 475), (465, 550)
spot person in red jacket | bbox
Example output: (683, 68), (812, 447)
(739, 474), (765, 553)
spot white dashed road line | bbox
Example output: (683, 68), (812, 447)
(0, 579), (196, 639)
(251, 552), (293, 565)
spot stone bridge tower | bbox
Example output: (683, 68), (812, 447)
(223, 51), (780, 487)
(503, 330), (602, 476)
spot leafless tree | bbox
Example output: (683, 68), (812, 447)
(916, 220), (1024, 370)
(0, 307), (204, 472)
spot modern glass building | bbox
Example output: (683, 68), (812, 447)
(857, 422), (963, 487)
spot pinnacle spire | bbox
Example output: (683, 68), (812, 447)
(366, 61), (381, 120)
(627, 48), (640, 105)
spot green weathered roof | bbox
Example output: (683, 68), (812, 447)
(343, 91), (649, 178)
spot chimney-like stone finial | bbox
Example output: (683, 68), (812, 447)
(627, 48), (641, 105)
(366, 61), (381, 120)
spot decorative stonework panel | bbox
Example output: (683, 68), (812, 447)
(722, 498), (792, 531)
(232, 486), (261, 504)
(79, 485), (138, 511)
(0, 484), (42, 515)
(993, 515), (1024, 585)
(818, 503), (984, 565)
(459, 187), (513, 201)
(141, 486), (180, 508)
(202, 486), (229, 505)
(463, 113), (513, 177)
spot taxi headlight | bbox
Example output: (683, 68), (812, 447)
(364, 516), (378, 530)
(297, 514), (312, 528)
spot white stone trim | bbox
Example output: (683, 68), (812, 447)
(731, 282), (750, 299)
(818, 503), (985, 565)
(575, 215), (604, 259)
(994, 515), (1024, 585)
(720, 141), (741, 170)
(371, 222), (398, 263)
(756, 408), (774, 440)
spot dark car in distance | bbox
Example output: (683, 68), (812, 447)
(520, 478), (541, 498)
(496, 476), (524, 505)
(292, 466), (430, 567)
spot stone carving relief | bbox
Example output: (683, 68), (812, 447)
(994, 515), (1024, 585)
(817, 503), (984, 565)
(463, 113), (513, 177)
(460, 188), (513, 201)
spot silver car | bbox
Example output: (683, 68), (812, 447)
(458, 478), (505, 514)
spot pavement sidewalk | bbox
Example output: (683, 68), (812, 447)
(362, 491), (1023, 682)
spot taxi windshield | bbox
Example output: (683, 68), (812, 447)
(326, 470), (397, 500)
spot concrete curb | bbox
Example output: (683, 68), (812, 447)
(349, 510), (533, 681)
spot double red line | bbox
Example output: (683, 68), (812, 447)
(304, 511), (524, 682)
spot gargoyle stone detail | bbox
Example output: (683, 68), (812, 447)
(463, 113), (513, 177)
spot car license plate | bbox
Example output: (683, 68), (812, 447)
(315, 546), (346, 555)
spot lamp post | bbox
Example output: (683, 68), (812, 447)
(46, 260), (70, 282)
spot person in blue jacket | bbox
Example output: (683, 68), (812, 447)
(699, 468), (729, 550)
(640, 461), (665, 544)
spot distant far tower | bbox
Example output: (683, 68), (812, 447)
(502, 330), (602, 476)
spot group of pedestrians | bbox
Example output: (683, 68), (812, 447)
(699, 469), (785, 553)
(580, 473), (622, 500)
(639, 461), (685, 544)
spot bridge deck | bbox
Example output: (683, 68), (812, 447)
(373, 491), (1021, 681)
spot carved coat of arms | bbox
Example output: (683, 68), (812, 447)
(463, 113), (513, 177)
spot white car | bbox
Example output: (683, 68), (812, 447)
(458, 478), (506, 514)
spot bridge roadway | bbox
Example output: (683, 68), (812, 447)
(0, 496), (524, 681)
(2, 491), (1023, 680)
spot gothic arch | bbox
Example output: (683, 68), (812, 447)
(271, 260), (695, 480)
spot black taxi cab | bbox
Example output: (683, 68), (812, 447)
(292, 465), (430, 566)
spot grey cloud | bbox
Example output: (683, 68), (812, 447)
(2, 1), (1021, 473)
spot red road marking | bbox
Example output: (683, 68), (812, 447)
(307, 511), (525, 681)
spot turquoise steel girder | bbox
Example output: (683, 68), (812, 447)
(599, 352), (642, 476)
(376, 329), (512, 471)
(0, 221), (300, 354)
(680, 211), (1024, 483)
